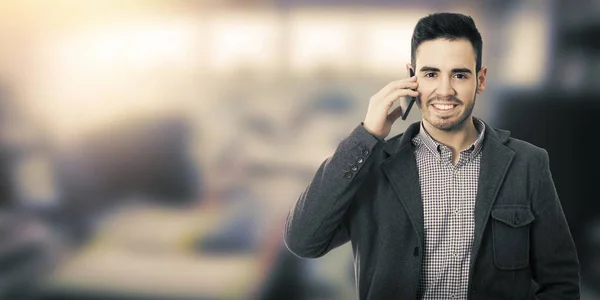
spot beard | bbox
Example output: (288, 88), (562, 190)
(417, 94), (476, 132)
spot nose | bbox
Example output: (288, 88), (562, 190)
(436, 76), (456, 97)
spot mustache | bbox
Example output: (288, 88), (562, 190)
(426, 96), (463, 105)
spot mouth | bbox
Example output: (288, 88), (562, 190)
(430, 103), (459, 113)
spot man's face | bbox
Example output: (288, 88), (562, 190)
(414, 38), (486, 132)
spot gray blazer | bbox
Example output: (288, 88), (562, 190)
(284, 120), (580, 299)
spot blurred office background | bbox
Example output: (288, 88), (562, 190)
(0, 0), (598, 299)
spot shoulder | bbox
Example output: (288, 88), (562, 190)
(488, 125), (550, 167)
(507, 137), (550, 172)
(505, 137), (547, 158)
(386, 132), (406, 144)
(382, 121), (422, 152)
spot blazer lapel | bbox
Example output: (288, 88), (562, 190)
(469, 126), (514, 268)
(381, 122), (424, 241)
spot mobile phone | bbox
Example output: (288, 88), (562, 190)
(400, 68), (417, 120)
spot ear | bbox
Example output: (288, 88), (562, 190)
(476, 67), (487, 94)
(406, 63), (414, 77)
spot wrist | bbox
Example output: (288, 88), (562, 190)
(361, 123), (386, 141)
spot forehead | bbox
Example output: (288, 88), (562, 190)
(415, 38), (476, 70)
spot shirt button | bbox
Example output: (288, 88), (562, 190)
(450, 293), (456, 298)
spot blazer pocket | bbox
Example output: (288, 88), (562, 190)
(491, 206), (535, 270)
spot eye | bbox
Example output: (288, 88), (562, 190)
(454, 73), (468, 79)
(424, 72), (437, 78)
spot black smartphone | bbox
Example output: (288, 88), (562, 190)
(400, 68), (417, 120)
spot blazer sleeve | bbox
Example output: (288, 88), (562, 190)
(283, 124), (383, 258)
(530, 149), (581, 298)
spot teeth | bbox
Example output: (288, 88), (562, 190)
(433, 104), (455, 110)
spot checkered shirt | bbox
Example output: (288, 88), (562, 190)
(413, 118), (486, 299)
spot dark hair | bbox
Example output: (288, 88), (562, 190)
(411, 13), (482, 72)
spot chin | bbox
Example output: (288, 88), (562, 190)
(426, 115), (469, 132)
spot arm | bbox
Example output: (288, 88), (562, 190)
(284, 76), (419, 259)
(531, 150), (580, 298)
(283, 124), (381, 258)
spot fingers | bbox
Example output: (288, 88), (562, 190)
(382, 88), (419, 108)
(379, 77), (418, 96)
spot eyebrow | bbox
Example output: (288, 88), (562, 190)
(452, 68), (473, 74)
(419, 66), (473, 74)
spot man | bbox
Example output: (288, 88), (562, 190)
(283, 12), (580, 299)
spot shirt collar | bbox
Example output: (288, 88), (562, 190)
(412, 117), (486, 161)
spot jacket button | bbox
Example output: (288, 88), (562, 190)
(350, 164), (358, 172)
(344, 171), (353, 179)
(361, 149), (370, 156)
(357, 158), (364, 164)
(413, 247), (419, 256)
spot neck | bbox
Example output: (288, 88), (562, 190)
(422, 117), (479, 154)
